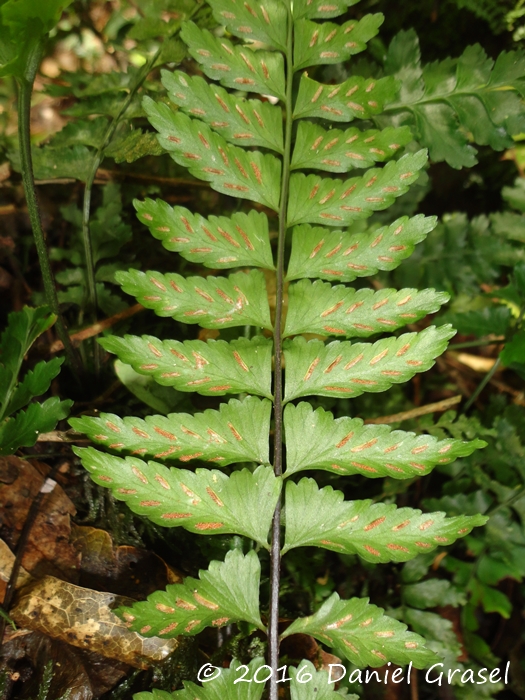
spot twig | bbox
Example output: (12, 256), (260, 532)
(364, 395), (462, 425)
(49, 303), (143, 353)
(449, 337), (504, 350)
(0, 465), (60, 645)
(37, 430), (89, 443)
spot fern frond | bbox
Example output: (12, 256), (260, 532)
(283, 326), (455, 402)
(75, 447), (280, 544)
(281, 593), (436, 668)
(116, 269), (272, 330)
(282, 478), (487, 558)
(134, 202), (275, 271)
(181, 22), (286, 99)
(206, 0), (288, 50)
(70, 396), (271, 466)
(291, 121), (412, 173)
(99, 335), (273, 398)
(118, 550), (265, 637)
(293, 14), (384, 70)
(294, 73), (397, 122)
(284, 281), (448, 338)
(144, 102), (281, 209)
(287, 151), (427, 227)
(163, 71), (284, 153)
(284, 403), (485, 478)
(286, 215), (437, 282)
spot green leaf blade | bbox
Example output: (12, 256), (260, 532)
(206, 0), (288, 50)
(283, 478), (487, 560)
(5, 358), (64, 416)
(283, 326), (455, 402)
(134, 201), (274, 271)
(163, 71), (284, 152)
(74, 447), (280, 545)
(284, 402), (485, 478)
(287, 152), (428, 228)
(70, 396), (271, 466)
(286, 215), (437, 282)
(144, 101), (281, 210)
(284, 281), (448, 338)
(181, 22), (285, 100)
(294, 15), (384, 71)
(116, 269), (272, 331)
(118, 550), (264, 637)
(0, 398), (73, 456)
(294, 74), (398, 123)
(281, 592), (437, 669)
(99, 336), (273, 399)
(291, 121), (412, 173)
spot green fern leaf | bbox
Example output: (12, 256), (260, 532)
(284, 281), (448, 338)
(134, 201), (274, 271)
(294, 73), (397, 122)
(286, 215), (437, 282)
(382, 33), (525, 168)
(0, 398), (72, 456)
(137, 659), (266, 700)
(287, 152), (427, 227)
(283, 326), (455, 402)
(289, 661), (358, 699)
(118, 550), (264, 637)
(291, 121), (412, 173)
(72, 396), (271, 464)
(294, 15), (383, 71)
(74, 447), (280, 545)
(206, 0), (288, 50)
(4, 357), (64, 416)
(282, 478), (487, 559)
(70, 396), (271, 466)
(284, 403), (485, 478)
(293, 0), (360, 20)
(181, 22), (285, 99)
(116, 269), (272, 331)
(144, 102), (281, 210)
(163, 71), (284, 152)
(281, 593), (436, 668)
(99, 336), (273, 398)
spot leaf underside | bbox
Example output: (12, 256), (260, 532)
(76, 447), (281, 545)
(284, 402), (485, 478)
(281, 592), (437, 668)
(118, 550), (264, 637)
(283, 478), (487, 560)
(283, 326), (456, 402)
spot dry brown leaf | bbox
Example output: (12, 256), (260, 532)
(0, 631), (131, 700)
(0, 538), (32, 602)
(0, 456), (79, 581)
(71, 524), (182, 598)
(447, 351), (498, 373)
(11, 576), (178, 669)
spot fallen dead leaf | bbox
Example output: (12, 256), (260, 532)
(447, 351), (498, 373)
(71, 524), (183, 598)
(10, 576), (178, 669)
(0, 456), (79, 581)
(0, 630), (130, 700)
(0, 538), (32, 602)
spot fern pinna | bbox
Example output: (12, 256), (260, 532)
(70, 0), (487, 696)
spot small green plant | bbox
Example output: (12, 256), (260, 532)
(71, 0), (488, 696)
(0, 307), (72, 455)
(0, 0), (80, 372)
